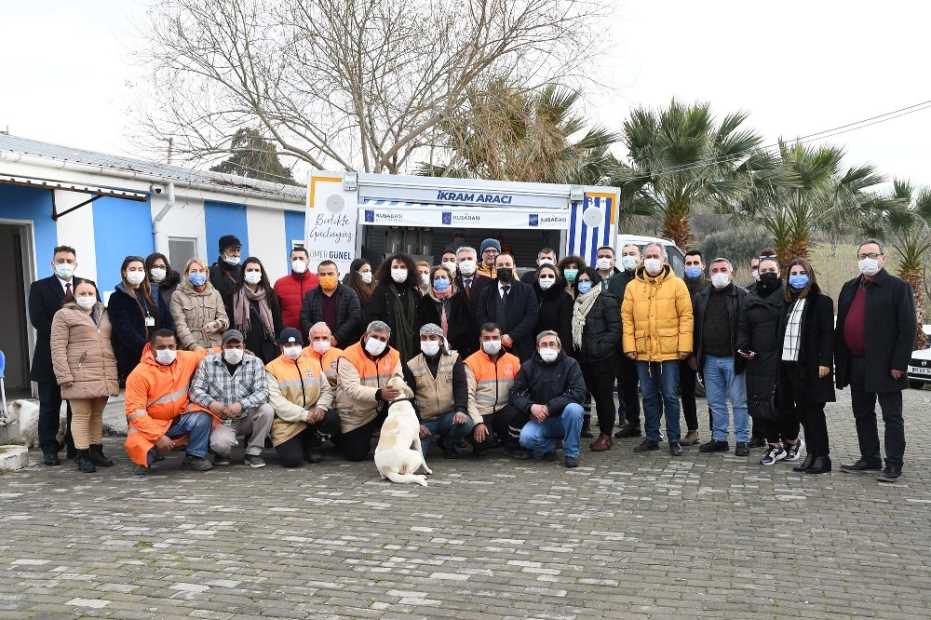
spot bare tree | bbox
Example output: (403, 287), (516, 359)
(136, 0), (610, 173)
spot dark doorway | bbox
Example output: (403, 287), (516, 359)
(0, 224), (32, 398)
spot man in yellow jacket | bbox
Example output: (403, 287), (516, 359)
(621, 243), (694, 456)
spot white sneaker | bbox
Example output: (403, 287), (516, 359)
(760, 444), (787, 466)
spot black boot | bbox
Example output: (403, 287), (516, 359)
(42, 446), (61, 466)
(793, 454), (815, 472)
(89, 444), (114, 467)
(75, 449), (96, 473)
(805, 456), (831, 474)
(581, 413), (593, 438)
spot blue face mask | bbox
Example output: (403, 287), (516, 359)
(788, 274), (809, 290)
(433, 278), (450, 292)
(576, 280), (593, 295)
(189, 272), (207, 287)
(684, 266), (703, 279)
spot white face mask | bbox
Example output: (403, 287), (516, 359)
(291, 259), (307, 274)
(538, 276), (556, 290)
(420, 340), (441, 356)
(75, 295), (96, 310)
(223, 255), (240, 266)
(538, 257), (555, 266)
(596, 257), (614, 271)
(420, 272), (430, 286)
(442, 261), (457, 275)
(283, 345), (303, 360)
(538, 348), (559, 363)
(858, 257), (881, 277)
(391, 268), (408, 284)
(365, 336), (388, 356)
(150, 267), (167, 283)
(482, 339), (502, 355)
(243, 270), (262, 285)
(621, 255), (639, 271)
(155, 349), (177, 365)
(126, 271), (146, 286)
(223, 347), (244, 365)
(458, 260), (477, 276)
(751, 269), (760, 282)
(643, 258), (663, 276)
(710, 272), (732, 289)
(359, 270), (373, 284)
(312, 339), (331, 354)
(54, 262), (75, 280)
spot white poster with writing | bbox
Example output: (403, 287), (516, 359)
(304, 174), (358, 274)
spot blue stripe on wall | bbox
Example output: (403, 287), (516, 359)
(284, 209), (305, 270)
(92, 196), (154, 290)
(0, 185), (57, 278)
(205, 200), (249, 261)
(602, 198), (611, 247)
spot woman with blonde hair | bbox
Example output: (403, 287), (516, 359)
(170, 257), (230, 350)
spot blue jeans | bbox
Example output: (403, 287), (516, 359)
(519, 403), (584, 459)
(703, 355), (749, 443)
(636, 361), (680, 443)
(421, 411), (475, 455)
(165, 412), (213, 458)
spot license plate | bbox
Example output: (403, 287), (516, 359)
(909, 365), (931, 376)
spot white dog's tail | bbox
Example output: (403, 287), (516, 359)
(384, 471), (428, 487)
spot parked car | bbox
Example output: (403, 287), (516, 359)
(615, 234), (686, 277)
(907, 325), (931, 389)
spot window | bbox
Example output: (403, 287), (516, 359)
(168, 237), (198, 268)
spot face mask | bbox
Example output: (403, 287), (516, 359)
(643, 258), (663, 276)
(391, 268), (408, 284)
(563, 268), (578, 283)
(577, 280), (593, 295)
(858, 257), (881, 277)
(223, 348), (244, 365)
(596, 257), (613, 271)
(243, 271), (262, 285)
(497, 268), (513, 283)
(459, 260), (477, 276)
(359, 271), (373, 284)
(291, 259), (307, 274)
(75, 295), (96, 310)
(538, 276), (556, 290)
(621, 255), (638, 271)
(312, 339), (331, 355)
(538, 348), (559, 363)
(150, 267), (167, 283)
(710, 272), (731, 289)
(684, 266), (702, 280)
(482, 339), (502, 355)
(188, 272), (207, 287)
(283, 345), (302, 360)
(433, 278), (450, 292)
(54, 262), (75, 280)
(223, 255), (240, 266)
(420, 273), (431, 286)
(420, 340), (441, 356)
(365, 336), (388, 356)
(538, 257), (555, 266)
(751, 269), (760, 282)
(788, 274), (809, 290)
(758, 271), (780, 293)
(126, 271), (146, 286)
(319, 275), (338, 292)
(155, 349), (177, 365)
(442, 261), (457, 275)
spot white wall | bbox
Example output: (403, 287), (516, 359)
(247, 206), (287, 281)
(150, 194), (207, 265)
(54, 190), (97, 283)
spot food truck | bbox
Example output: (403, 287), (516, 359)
(304, 172), (620, 273)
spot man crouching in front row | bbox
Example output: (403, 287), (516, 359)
(124, 329), (216, 474)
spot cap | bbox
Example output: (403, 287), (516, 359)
(480, 238), (501, 254)
(221, 329), (244, 345)
(219, 235), (242, 253)
(278, 327), (304, 345)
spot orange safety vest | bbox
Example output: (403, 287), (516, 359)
(335, 342), (403, 433)
(304, 345), (343, 387)
(463, 349), (522, 422)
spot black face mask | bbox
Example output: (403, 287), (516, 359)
(757, 271), (780, 294)
(497, 268), (513, 284)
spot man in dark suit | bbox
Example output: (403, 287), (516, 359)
(609, 243), (642, 438)
(477, 253), (539, 361)
(454, 246), (493, 355)
(835, 239), (917, 483)
(28, 245), (95, 465)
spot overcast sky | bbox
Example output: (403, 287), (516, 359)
(2, 0), (929, 188)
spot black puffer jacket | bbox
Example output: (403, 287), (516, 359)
(736, 283), (785, 419)
(534, 283), (572, 348)
(509, 350), (586, 417)
(571, 287), (621, 363)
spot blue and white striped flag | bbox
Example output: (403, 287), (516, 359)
(567, 194), (618, 265)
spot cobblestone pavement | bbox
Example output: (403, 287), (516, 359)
(1, 388), (929, 620)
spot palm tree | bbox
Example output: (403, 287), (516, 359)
(420, 81), (619, 185)
(617, 100), (765, 248)
(860, 179), (931, 348)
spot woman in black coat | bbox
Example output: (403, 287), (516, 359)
(416, 265), (473, 356)
(569, 268), (621, 452)
(368, 253), (420, 363)
(145, 252), (179, 329)
(108, 256), (166, 385)
(230, 257), (283, 364)
(778, 258), (836, 474)
(533, 264), (573, 346)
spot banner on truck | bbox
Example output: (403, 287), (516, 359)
(305, 175), (357, 273)
(360, 199), (569, 230)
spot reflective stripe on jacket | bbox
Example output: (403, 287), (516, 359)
(335, 342), (410, 433)
(266, 350), (333, 446)
(463, 350), (521, 423)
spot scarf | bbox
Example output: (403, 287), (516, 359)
(572, 282), (602, 350)
(233, 285), (275, 339)
(389, 284), (418, 361)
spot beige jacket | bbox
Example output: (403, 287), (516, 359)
(170, 282), (230, 350)
(335, 342), (412, 433)
(50, 303), (119, 400)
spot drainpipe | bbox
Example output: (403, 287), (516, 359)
(152, 182), (175, 255)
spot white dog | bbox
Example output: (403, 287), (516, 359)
(0, 400), (69, 450)
(374, 399), (432, 487)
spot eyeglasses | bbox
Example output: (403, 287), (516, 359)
(858, 252), (883, 260)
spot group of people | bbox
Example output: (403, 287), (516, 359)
(30, 233), (916, 482)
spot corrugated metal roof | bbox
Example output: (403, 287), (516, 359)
(0, 133), (305, 200)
